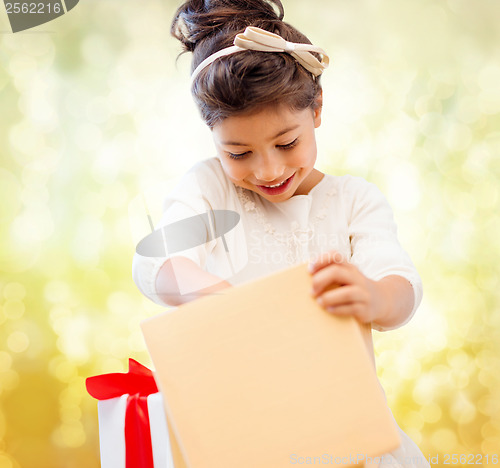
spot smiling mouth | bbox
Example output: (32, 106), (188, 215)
(255, 173), (296, 195)
(257, 174), (294, 188)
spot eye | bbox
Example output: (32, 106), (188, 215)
(277, 138), (298, 150)
(228, 151), (249, 160)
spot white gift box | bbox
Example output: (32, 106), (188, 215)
(97, 392), (175, 468)
(87, 359), (187, 468)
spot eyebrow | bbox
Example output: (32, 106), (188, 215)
(221, 124), (300, 146)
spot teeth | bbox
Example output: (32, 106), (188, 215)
(265, 179), (287, 188)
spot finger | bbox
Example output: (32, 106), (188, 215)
(308, 249), (347, 273)
(325, 303), (364, 319)
(310, 263), (354, 296)
(316, 285), (364, 309)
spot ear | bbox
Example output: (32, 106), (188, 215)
(313, 89), (323, 128)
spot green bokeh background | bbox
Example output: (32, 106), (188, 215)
(1, 1), (499, 467)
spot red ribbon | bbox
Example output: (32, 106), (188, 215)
(86, 359), (159, 468)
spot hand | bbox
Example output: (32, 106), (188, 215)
(156, 256), (232, 306)
(308, 250), (388, 325)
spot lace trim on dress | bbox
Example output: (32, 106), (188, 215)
(236, 181), (337, 265)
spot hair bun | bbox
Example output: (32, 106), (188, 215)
(171, 0), (284, 51)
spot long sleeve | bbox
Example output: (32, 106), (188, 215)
(344, 176), (423, 331)
(132, 161), (225, 305)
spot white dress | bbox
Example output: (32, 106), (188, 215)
(132, 157), (430, 467)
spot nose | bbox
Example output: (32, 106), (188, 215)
(252, 152), (285, 184)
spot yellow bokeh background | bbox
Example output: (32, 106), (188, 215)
(1, 1), (499, 467)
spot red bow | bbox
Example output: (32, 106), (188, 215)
(86, 359), (159, 468)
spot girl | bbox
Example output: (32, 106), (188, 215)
(133, 1), (430, 466)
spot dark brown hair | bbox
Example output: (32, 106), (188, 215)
(171, 0), (323, 128)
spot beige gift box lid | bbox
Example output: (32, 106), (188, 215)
(141, 262), (401, 468)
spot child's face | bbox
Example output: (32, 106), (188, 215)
(212, 102), (322, 203)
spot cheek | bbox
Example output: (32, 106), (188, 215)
(296, 150), (313, 164)
(294, 142), (317, 165)
(220, 159), (250, 181)
(305, 137), (318, 162)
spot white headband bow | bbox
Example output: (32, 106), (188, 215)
(190, 26), (330, 84)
